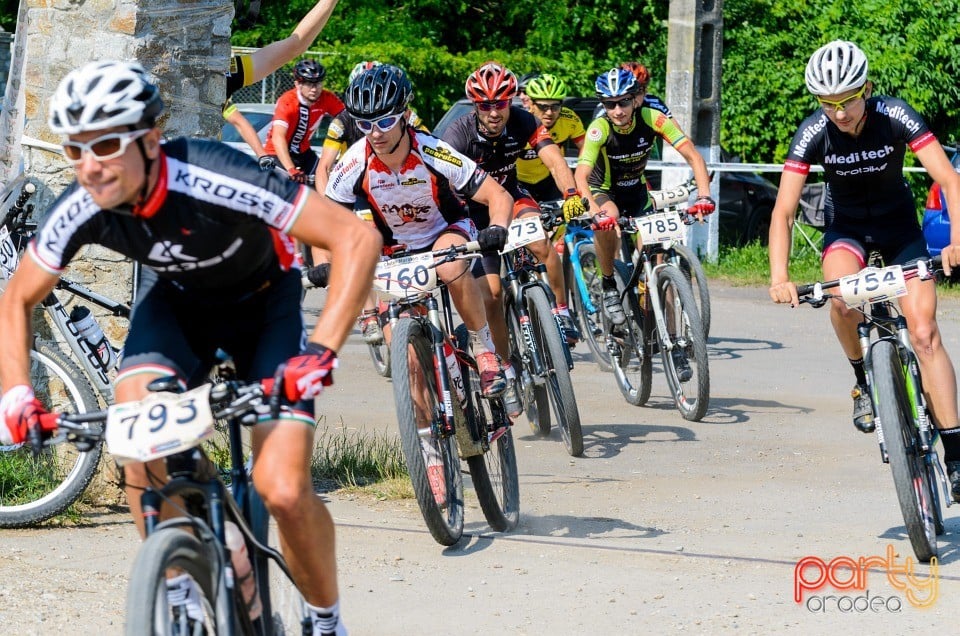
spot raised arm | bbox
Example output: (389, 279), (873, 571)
(249, 0), (342, 83)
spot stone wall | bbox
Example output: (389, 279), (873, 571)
(13, 0), (234, 352)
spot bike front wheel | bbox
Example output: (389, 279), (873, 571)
(657, 267), (710, 421)
(124, 528), (218, 635)
(609, 261), (653, 406)
(0, 341), (102, 527)
(526, 286), (583, 457)
(670, 244), (711, 339)
(873, 340), (938, 562)
(569, 242), (613, 372)
(506, 297), (550, 436)
(391, 318), (464, 546)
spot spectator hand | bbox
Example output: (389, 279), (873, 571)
(593, 214), (617, 232)
(478, 225), (509, 252)
(305, 263), (331, 288)
(258, 155), (277, 171)
(561, 195), (587, 222)
(288, 166), (308, 184)
(0, 385), (47, 446)
(278, 343), (337, 402)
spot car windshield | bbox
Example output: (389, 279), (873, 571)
(221, 111), (274, 143)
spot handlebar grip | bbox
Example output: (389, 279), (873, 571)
(463, 240), (481, 253)
(796, 283), (814, 297)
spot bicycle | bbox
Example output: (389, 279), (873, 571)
(0, 175), (133, 527)
(569, 189), (711, 421)
(501, 207), (583, 456)
(378, 241), (520, 545)
(31, 372), (310, 634)
(796, 255), (949, 562)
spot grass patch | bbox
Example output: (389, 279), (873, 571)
(310, 418), (408, 491)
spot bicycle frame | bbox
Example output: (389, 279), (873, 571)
(619, 228), (684, 356)
(563, 223), (599, 315)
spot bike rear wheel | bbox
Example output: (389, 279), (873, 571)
(124, 528), (218, 635)
(657, 266), (710, 421)
(368, 339), (391, 378)
(506, 297), (550, 436)
(391, 318), (464, 546)
(873, 340), (938, 562)
(670, 244), (711, 340)
(0, 341), (101, 527)
(569, 241), (613, 372)
(527, 286), (583, 457)
(609, 261), (652, 406)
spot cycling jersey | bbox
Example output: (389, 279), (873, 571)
(578, 95), (688, 208)
(516, 106), (585, 186)
(263, 86), (344, 156)
(225, 54), (255, 100)
(323, 110), (428, 158)
(325, 128), (484, 249)
(441, 106), (555, 227)
(30, 138), (306, 301)
(784, 96), (937, 221)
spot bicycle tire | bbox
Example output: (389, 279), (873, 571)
(873, 340), (938, 562)
(0, 341), (102, 527)
(670, 244), (711, 340)
(570, 242), (613, 372)
(250, 490), (309, 635)
(657, 267), (710, 421)
(506, 297), (550, 436)
(609, 261), (653, 406)
(367, 339), (391, 378)
(526, 286), (583, 457)
(390, 318), (464, 546)
(124, 528), (218, 635)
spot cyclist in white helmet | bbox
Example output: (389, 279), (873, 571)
(768, 41), (960, 499)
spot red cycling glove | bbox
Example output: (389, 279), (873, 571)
(689, 195), (716, 217)
(593, 214), (617, 231)
(276, 343), (338, 402)
(288, 167), (308, 184)
(0, 385), (48, 446)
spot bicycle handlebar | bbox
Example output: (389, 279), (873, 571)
(796, 256), (943, 301)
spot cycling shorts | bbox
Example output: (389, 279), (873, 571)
(471, 196), (541, 279)
(118, 268), (314, 421)
(593, 189), (652, 217)
(822, 215), (927, 268)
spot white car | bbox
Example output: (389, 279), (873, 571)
(220, 102), (330, 157)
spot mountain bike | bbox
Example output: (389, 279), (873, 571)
(31, 373), (310, 634)
(0, 175), (132, 527)
(501, 208), (583, 456)
(797, 255), (949, 562)
(379, 241), (520, 545)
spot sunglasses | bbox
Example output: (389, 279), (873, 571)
(533, 101), (562, 112)
(62, 129), (150, 163)
(601, 97), (635, 110)
(355, 113), (403, 134)
(817, 85), (867, 113)
(476, 100), (510, 112)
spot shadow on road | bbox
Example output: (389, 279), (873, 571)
(707, 335), (783, 361)
(577, 422), (697, 459)
(879, 514), (960, 565)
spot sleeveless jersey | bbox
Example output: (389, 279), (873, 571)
(263, 87), (345, 155)
(784, 96), (937, 220)
(325, 129), (485, 249)
(516, 106), (585, 186)
(29, 138), (306, 301)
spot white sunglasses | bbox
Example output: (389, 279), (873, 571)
(62, 129), (150, 163)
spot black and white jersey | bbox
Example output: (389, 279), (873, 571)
(29, 138), (308, 300)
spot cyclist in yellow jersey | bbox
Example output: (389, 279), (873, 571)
(517, 74), (586, 203)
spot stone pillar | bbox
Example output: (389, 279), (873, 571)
(13, 0), (234, 349)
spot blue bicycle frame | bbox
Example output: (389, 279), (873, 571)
(563, 223), (597, 314)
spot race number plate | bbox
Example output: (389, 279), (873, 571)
(636, 210), (686, 244)
(105, 384), (215, 465)
(502, 216), (546, 253)
(838, 265), (908, 307)
(0, 226), (19, 280)
(373, 252), (438, 298)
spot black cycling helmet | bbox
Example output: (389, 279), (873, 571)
(344, 64), (413, 120)
(517, 72), (541, 93)
(294, 59), (326, 83)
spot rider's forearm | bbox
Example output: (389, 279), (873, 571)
(768, 211), (793, 283)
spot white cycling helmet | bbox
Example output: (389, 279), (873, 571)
(48, 60), (164, 135)
(804, 40), (869, 96)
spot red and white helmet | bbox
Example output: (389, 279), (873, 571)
(465, 62), (518, 102)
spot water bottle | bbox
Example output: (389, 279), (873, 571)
(69, 305), (117, 372)
(442, 338), (466, 404)
(224, 520), (263, 620)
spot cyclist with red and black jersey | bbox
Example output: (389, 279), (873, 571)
(441, 62), (586, 417)
(261, 59), (345, 185)
(0, 61), (380, 635)
(576, 67), (714, 334)
(768, 41), (960, 495)
(325, 64), (513, 399)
